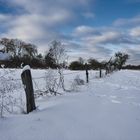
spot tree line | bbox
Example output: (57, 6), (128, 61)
(0, 38), (64, 68)
(69, 52), (129, 71)
(0, 38), (130, 70)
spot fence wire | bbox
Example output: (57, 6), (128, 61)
(4, 71), (81, 81)
(1, 69), (108, 95)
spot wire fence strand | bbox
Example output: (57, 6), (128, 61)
(5, 71), (81, 81)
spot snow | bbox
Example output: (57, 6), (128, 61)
(0, 69), (140, 140)
(22, 65), (31, 73)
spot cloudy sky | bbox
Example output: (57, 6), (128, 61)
(0, 0), (140, 64)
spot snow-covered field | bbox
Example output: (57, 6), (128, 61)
(0, 69), (140, 140)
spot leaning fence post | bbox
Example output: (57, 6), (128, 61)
(85, 63), (89, 83)
(21, 65), (36, 113)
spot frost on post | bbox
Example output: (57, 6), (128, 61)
(21, 65), (36, 113)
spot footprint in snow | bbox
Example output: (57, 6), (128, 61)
(110, 95), (117, 99)
(96, 94), (106, 98)
(129, 102), (140, 107)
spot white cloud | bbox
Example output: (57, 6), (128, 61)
(8, 0), (92, 14)
(0, 14), (12, 22)
(81, 31), (121, 45)
(82, 12), (95, 19)
(1, 0), (92, 42)
(1, 0), (140, 64)
(0, 0), (78, 48)
(73, 25), (98, 37)
(113, 15), (140, 26)
(124, 46), (140, 65)
(0, 14), (14, 29)
(71, 24), (140, 63)
(130, 26), (140, 37)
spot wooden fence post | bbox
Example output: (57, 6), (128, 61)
(21, 65), (36, 113)
(99, 68), (102, 78)
(85, 63), (89, 83)
(105, 67), (108, 75)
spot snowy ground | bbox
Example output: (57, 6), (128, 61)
(0, 69), (140, 140)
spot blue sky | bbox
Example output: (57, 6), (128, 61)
(0, 0), (140, 64)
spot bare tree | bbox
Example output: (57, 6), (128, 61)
(0, 38), (16, 54)
(23, 43), (38, 58)
(47, 40), (67, 91)
(114, 52), (129, 70)
(78, 57), (84, 64)
(0, 38), (38, 58)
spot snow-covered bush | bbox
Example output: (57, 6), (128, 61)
(44, 69), (59, 96)
(74, 75), (85, 85)
(70, 75), (85, 92)
(0, 67), (24, 117)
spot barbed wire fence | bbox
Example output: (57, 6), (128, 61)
(0, 66), (117, 116)
(1, 68), (108, 91)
